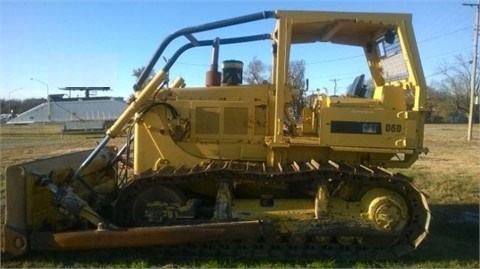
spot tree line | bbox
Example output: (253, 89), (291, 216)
(0, 98), (46, 115)
(3, 54), (478, 124)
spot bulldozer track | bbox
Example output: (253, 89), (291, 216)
(115, 159), (430, 259)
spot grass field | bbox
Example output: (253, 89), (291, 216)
(0, 124), (478, 268)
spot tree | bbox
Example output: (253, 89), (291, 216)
(132, 66), (156, 89)
(243, 58), (307, 120)
(423, 86), (457, 123)
(244, 57), (269, 85)
(129, 67), (156, 103)
(288, 60), (307, 120)
(433, 54), (479, 123)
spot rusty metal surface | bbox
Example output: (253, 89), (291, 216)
(29, 220), (261, 250)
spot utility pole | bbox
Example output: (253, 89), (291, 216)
(330, 78), (340, 95)
(464, 1), (480, 141)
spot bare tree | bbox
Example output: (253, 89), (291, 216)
(243, 58), (307, 120)
(243, 57), (269, 84)
(434, 54), (479, 122)
(289, 60), (306, 120)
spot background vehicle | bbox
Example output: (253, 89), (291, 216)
(3, 10), (430, 259)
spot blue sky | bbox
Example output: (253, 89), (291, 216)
(0, 0), (475, 100)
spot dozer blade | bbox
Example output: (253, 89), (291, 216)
(29, 221), (261, 250)
(2, 148), (117, 259)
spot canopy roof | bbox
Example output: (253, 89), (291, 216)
(274, 10), (411, 46)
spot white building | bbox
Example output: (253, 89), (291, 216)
(7, 87), (127, 131)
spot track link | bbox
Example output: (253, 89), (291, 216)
(115, 159), (430, 259)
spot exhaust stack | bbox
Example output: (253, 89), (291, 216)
(205, 38), (221, 87)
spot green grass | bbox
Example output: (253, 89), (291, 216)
(1, 124), (479, 268)
(3, 250), (478, 268)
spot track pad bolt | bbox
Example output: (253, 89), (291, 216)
(14, 237), (26, 249)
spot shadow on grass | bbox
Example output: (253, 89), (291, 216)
(404, 203), (479, 262)
(3, 204), (479, 268)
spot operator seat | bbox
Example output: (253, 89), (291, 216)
(347, 74), (367, 97)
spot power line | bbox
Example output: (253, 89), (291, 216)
(422, 46), (473, 61)
(303, 26), (469, 66)
(305, 55), (363, 66)
(176, 61), (208, 67)
(425, 61), (470, 78)
(309, 70), (363, 79)
(422, 5), (464, 36)
(418, 26), (470, 43)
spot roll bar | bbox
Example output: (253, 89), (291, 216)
(134, 10), (275, 91)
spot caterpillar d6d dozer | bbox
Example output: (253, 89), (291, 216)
(3, 10), (430, 260)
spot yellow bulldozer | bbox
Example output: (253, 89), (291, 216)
(3, 10), (430, 259)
